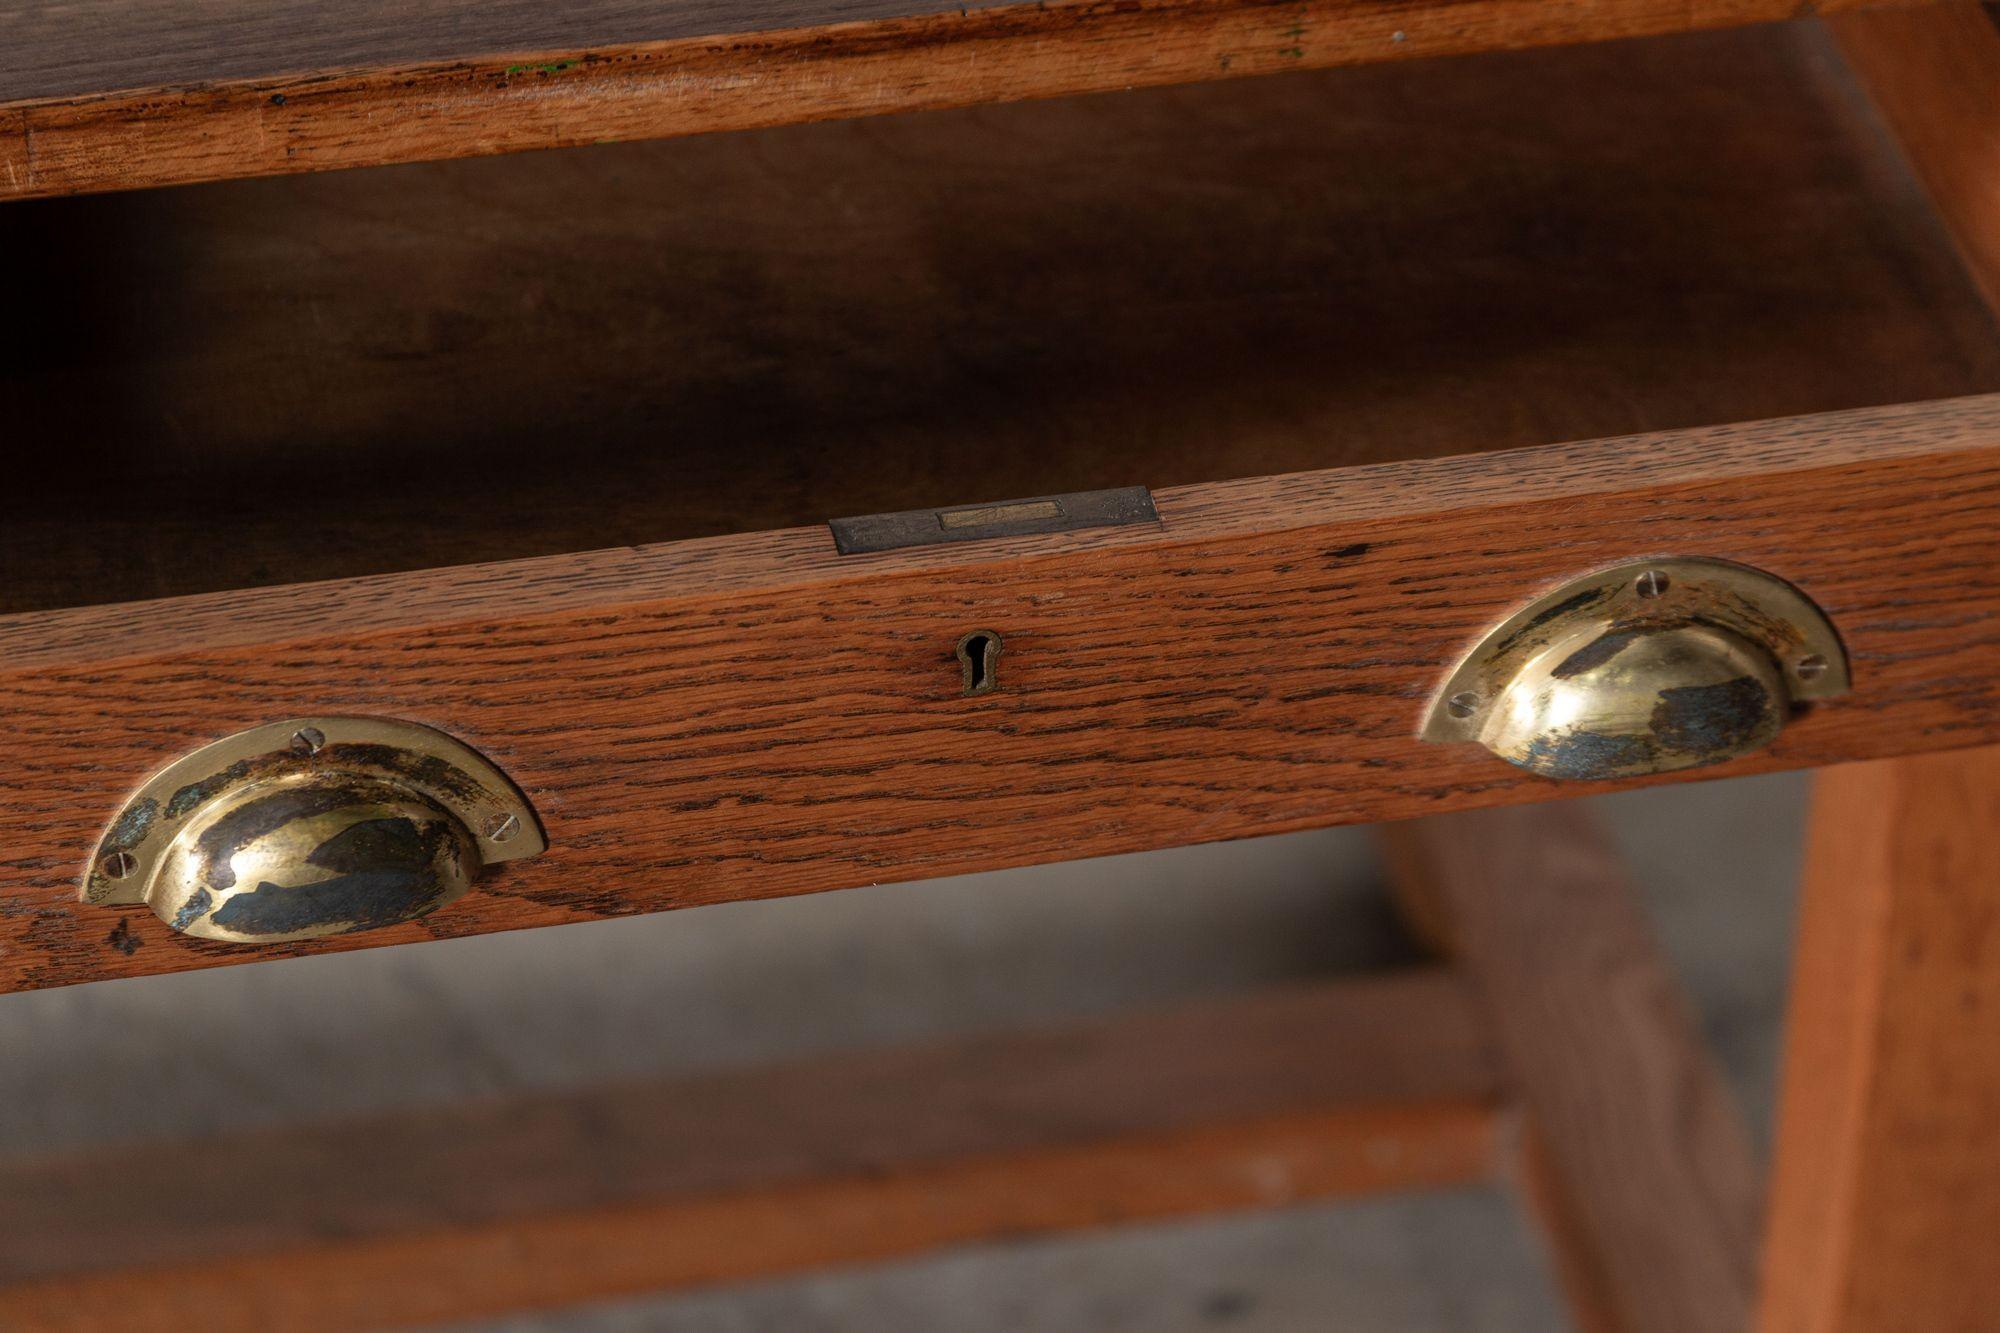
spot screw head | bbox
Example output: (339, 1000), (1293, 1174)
(1635, 570), (1671, 600)
(289, 726), (327, 756)
(1795, 654), (1829, 681)
(1446, 691), (1480, 720)
(100, 851), (139, 881)
(482, 812), (522, 844)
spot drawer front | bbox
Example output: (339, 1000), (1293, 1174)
(4, 394), (1999, 991)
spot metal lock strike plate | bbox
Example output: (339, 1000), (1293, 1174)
(829, 487), (1158, 554)
(1421, 558), (1849, 780)
(83, 717), (544, 944)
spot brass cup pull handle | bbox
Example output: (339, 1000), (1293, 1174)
(1421, 559), (1849, 781)
(83, 718), (544, 943)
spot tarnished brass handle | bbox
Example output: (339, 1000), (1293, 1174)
(83, 718), (544, 943)
(1421, 559), (1849, 780)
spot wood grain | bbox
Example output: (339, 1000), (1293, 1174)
(1758, 745), (2000, 1333)
(0, 0), (1934, 199)
(4, 396), (2000, 993)
(1380, 803), (1761, 1333)
(5, 25), (1997, 614)
(0, 972), (1502, 1330)
(1513, 1121), (1630, 1333)
(1829, 3), (2000, 317)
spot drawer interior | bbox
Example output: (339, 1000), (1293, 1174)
(5, 20), (1997, 614)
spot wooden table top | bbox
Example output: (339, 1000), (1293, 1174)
(0, 0), (1922, 198)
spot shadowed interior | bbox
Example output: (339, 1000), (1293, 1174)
(3, 22), (1997, 613)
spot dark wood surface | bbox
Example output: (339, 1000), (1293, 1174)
(0, 0), (1907, 102)
(1382, 805), (1761, 1333)
(5, 26), (1997, 615)
(0, 0), (1010, 101)
(0, 0), (1924, 197)
(4, 397), (2000, 993)
(0, 972), (1501, 1328)
(1831, 4), (2000, 316)
(1759, 745), (2000, 1333)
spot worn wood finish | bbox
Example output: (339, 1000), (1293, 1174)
(5, 397), (2000, 993)
(0, 0), (1928, 102)
(1380, 803), (1762, 1333)
(0, 0), (1931, 199)
(1758, 746), (2000, 1333)
(6, 25), (1997, 614)
(1829, 3), (2000, 316)
(0, 972), (1501, 1329)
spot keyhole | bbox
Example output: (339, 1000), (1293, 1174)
(956, 630), (1002, 696)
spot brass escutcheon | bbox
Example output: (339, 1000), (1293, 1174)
(1421, 558), (1849, 781)
(83, 717), (544, 944)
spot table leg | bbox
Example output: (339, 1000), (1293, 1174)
(1760, 745), (2000, 1332)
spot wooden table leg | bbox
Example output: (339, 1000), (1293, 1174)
(1381, 803), (1761, 1333)
(1759, 745), (2000, 1333)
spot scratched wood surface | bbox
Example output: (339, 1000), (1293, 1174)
(4, 397), (2000, 992)
(0, 0), (1932, 198)
(0, 972), (1501, 1328)
(1381, 804), (1762, 1333)
(5, 26), (1998, 614)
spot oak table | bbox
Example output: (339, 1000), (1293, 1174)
(2, 1), (1998, 1329)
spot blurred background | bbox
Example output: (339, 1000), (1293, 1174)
(1, 770), (1805, 1331)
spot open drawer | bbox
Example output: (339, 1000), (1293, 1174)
(4, 17), (2000, 992)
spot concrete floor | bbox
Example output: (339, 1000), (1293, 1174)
(0, 771), (1808, 1331)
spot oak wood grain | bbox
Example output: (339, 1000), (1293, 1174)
(5, 26), (1997, 615)
(1381, 803), (1762, 1333)
(1829, 4), (2000, 318)
(3, 396), (2000, 993)
(1758, 745), (2000, 1333)
(0, 971), (1502, 1329)
(0, 0), (1933, 199)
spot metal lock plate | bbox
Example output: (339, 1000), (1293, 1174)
(830, 486), (1158, 554)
